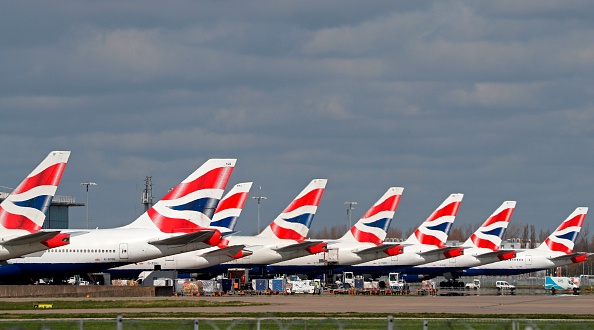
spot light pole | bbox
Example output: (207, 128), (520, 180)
(344, 201), (357, 228)
(252, 188), (267, 234)
(80, 182), (96, 229)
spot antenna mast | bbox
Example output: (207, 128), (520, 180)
(141, 176), (154, 211)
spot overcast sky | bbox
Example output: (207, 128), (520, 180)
(1, 1), (594, 238)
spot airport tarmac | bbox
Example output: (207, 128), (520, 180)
(3, 294), (594, 315)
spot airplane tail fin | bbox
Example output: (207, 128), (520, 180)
(0, 151), (70, 234)
(124, 158), (236, 233)
(210, 182), (253, 232)
(536, 207), (588, 254)
(339, 187), (404, 244)
(403, 193), (463, 248)
(463, 201), (516, 251)
(256, 179), (327, 241)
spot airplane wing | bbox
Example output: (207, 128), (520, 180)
(273, 240), (325, 253)
(0, 231), (61, 246)
(353, 244), (404, 257)
(148, 230), (216, 246)
(201, 244), (246, 257)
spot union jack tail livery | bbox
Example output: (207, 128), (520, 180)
(0, 151), (70, 235)
(257, 179), (327, 242)
(210, 182), (253, 232)
(464, 201), (516, 251)
(124, 158), (236, 234)
(537, 207), (588, 254)
(403, 193), (463, 248)
(340, 187), (404, 244)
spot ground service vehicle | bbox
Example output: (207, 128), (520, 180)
(496, 280), (516, 294)
(545, 276), (579, 295)
(465, 279), (481, 290)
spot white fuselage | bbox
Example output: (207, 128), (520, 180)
(461, 249), (576, 276)
(267, 244), (453, 276)
(109, 246), (239, 275)
(412, 247), (502, 270)
(221, 236), (315, 266)
(108, 235), (319, 277)
(270, 240), (386, 269)
(0, 228), (215, 280)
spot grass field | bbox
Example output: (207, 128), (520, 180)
(1, 299), (593, 329)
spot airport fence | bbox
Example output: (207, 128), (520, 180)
(6, 315), (592, 329)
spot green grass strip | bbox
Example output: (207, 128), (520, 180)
(0, 299), (265, 310)
(0, 312), (593, 320)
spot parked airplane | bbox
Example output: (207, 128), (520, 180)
(0, 158), (236, 282)
(460, 207), (588, 277)
(107, 182), (254, 277)
(266, 187), (405, 275)
(334, 193), (465, 277)
(196, 179), (329, 276)
(0, 151), (71, 260)
(398, 201), (517, 282)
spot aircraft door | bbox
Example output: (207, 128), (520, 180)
(525, 255), (532, 265)
(119, 243), (129, 259)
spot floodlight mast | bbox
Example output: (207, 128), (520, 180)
(80, 182), (97, 229)
(252, 187), (267, 234)
(344, 201), (358, 228)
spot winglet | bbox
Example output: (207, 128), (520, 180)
(463, 201), (516, 251)
(210, 182), (253, 232)
(257, 179), (327, 241)
(124, 158), (236, 234)
(537, 207), (588, 254)
(0, 151), (70, 235)
(403, 193), (463, 247)
(340, 187), (404, 244)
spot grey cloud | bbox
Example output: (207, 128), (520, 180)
(1, 1), (593, 237)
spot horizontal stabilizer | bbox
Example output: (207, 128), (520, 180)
(149, 230), (216, 246)
(475, 249), (515, 261)
(354, 244), (403, 256)
(273, 240), (324, 253)
(418, 246), (464, 258)
(0, 231), (60, 246)
(202, 244), (246, 257)
(549, 252), (587, 262)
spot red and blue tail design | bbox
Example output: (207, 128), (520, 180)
(0, 151), (70, 234)
(210, 182), (253, 232)
(537, 207), (587, 254)
(341, 187), (404, 244)
(465, 201), (516, 251)
(125, 158), (236, 233)
(257, 179), (327, 241)
(404, 193), (463, 248)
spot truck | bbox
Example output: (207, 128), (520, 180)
(333, 271), (355, 289)
(388, 272), (409, 293)
(545, 276), (579, 295)
(286, 275), (322, 294)
(495, 280), (516, 295)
